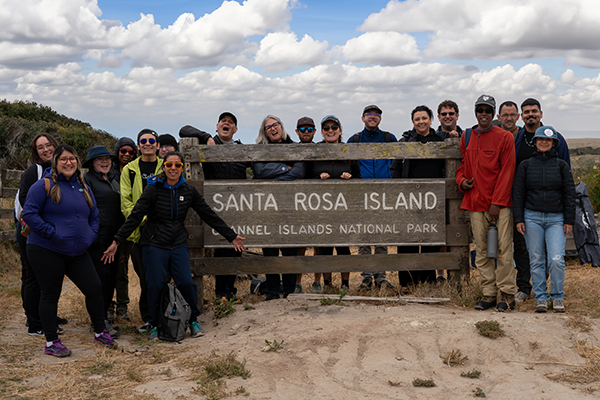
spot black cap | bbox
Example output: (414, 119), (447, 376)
(137, 128), (158, 143)
(158, 134), (179, 150)
(363, 104), (382, 115)
(219, 112), (237, 126)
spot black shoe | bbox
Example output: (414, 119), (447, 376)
(474, 296), (497, 310)
(496, 293), (515, 312)
(56, 316), (68, 325)
(358, 281), (373, 291)
(264, 292), (280, 301)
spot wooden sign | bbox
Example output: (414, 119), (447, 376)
(203, 179), (445, 248)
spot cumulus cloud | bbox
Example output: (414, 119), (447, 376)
(341, 32), (420, 65)
(254, 32), (329, 72)
(360, 0), (600, 64)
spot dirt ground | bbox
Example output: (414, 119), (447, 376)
(2, 267), (600, 400)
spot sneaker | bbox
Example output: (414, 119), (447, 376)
(294, 283), (303, 293)
(474, 296), (497, 310)
(94, 330), (117, 347)
(340, 284), (350, 293)
(28, 329), (44, 337)
(56, 316), (68, 325)
(535, 300), (548, 313)
(376, 280), (396, 290)
(45, 339), (71, 357)
(56, 326), (64, 335)
(358, 280), (373, 291)
(138, 321), (152, 333)
(552, 299), (565, 313)
(190, 321), (206, 338)
(105, 320), (120, 338)
(514, 291), (530, 303)
(148, 327), (159, 341)
(496, 293), (515, 312)
(311, 282), (322, 294)
(436, 275), (447, 284)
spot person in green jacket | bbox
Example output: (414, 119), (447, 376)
(120, 129), (162, 332)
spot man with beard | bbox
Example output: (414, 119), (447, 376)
(436, 100), (463, 138)
(512, 98), (570, 303)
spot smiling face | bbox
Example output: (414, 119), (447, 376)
(163, 154), (183, 185)
(138, 133), (158, 159)
(361, 109), (381, 131)
(498, 104), (519, 132)
(535, 137), (554, 153)
(412, 111), (432, 136)
(437, 106), (458, 132)
(118, 145), (135, 166)
(475, 105), (494, 130)
(158, 144), (175, 159)
(35, 136), (55, 163)
(92, 156), (112, 176)
(217, 116), (238, 143)
(265, 118), (283, 143)
(322, 122), (342, 143)
(522, 105), (543, 131)
(56, 150), (78, 179)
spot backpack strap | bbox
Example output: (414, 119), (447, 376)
(464, 128), (472, 149)
(383, 131), (393, 143)
(350, 133), (360, 143)
(44, 178), (50, 196)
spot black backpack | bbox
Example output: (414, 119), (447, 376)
(157, 282), (191, 342)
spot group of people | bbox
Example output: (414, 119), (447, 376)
(17, 94), (575, 357)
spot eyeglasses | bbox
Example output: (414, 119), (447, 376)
(476, 107), (494, 114)
(364, 112), (381, 117)
(440, 112), (456, 117)
(36, 143), (54, 151)
(58, 156), (77, 164)
(164, 162), (183, 169)
(140, 138), (156, 144)
(322, 125), (339, 132)
(500, 113), (518, 119)
(120, 148), (136, 155)
(298, 127), (315, 134)
(265, 122), (280, 131)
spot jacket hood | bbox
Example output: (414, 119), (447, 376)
(147, 174), (186, 189)
(114, 137), (138, 155)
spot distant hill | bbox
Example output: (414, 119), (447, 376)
(0, 99), (117, 170)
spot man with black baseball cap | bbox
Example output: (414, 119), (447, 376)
(348, 105), (398, 291)
(295, 116), (316, 144)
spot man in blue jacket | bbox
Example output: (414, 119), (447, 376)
(348, 105), (398, 290)
(513, 98), (571, 304)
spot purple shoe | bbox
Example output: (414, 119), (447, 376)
(94, 330), (117, 347)
(45, 339), (71, 357)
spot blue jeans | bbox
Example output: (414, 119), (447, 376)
(523, 209), (565, 302)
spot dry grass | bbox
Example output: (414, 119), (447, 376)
(548, 341), (600, 385)
(440, 349), (469, 367)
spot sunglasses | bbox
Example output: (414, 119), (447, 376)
(298, 127), (315, 134)
(440, 112), (456, 117)
(476, 107), (494, 114)
(164, 161), (183, 169)
(364, 112), (381, 117)
(265, 122), (280, 131)
(120, 148), (136, 155)
(140, 138), (156, 144)
(322, 125), (339, 132)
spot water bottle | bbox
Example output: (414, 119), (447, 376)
(486, 224), (498, 259)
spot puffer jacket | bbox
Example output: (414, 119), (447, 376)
(114, 174), (237, 250)
(84, 168), (124, 245)
(312, 140), (361, 179)
(512, 150), (576, 225)
(391, 128), (446, 179)
(252, 136), (306, 180)
(23, 169), (99, 257)
(204, 135), (249, 180)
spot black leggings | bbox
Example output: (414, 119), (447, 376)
(27, 245), (105, 341)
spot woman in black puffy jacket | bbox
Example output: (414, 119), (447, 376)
(513, 126), (575, 314)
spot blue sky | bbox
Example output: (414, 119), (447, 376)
(2, 0), (600, 143)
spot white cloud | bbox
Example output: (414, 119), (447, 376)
(341, 32), (420, 65)
(255, 32), (329, 72)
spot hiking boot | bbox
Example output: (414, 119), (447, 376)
(552, 299), (565, 313)
(474, 296), (497, 310)
(358, 280), (373, 292)
(105, 320), (120, 338)
(190, 321), (206, 338)
(311, 282), (322, 294)
(107, 306), (115, 325)
(148, 327), (159, 341)
(138, 321), (152, 333)
(94, 330), (117, 347)
(264, 292), (280, 301)
(45, 339), (71, 357)
(294, 283), (303, 293)
(496, 293), (515, 312)
(514, 291), (530, 303)
(56, 316), (68, 325)
(436, 276), (447, 284)
(376, 280), (396, 290)
(535, 300), (548, 313)
(116, 306), (131, 321)
(340, 284), (350, 293)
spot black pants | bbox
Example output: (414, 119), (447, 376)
(397, 246), (439, 287)
(513, 226), (532, 295)
(214, 248), (241, 298)
(27, 245), (105, 341)
(16, 220), (42, 330)
(88, 241), (117, 318)
(263, 248), (297, 295)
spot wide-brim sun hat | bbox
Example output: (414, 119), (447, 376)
(83, 145), (115, 169)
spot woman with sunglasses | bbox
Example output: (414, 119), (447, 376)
(84, 146), (124, 336)
(23, 144), (116, 357)
(391, 105), (448, 287)
(312, 115), (360, 292)
(103, 152), (245, 340)
(253, 115), (306, 300)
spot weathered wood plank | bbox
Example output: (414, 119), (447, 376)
(287, 293), (450, 304)
(0, 230), (15, 241)
(182, 140), (462, 163)
(0, 209), (14, 219)
(190, 253), (460, 275)
(2, 187), (18, 198)
(1, 170), (23, 181)
(445, 157), (469, 281)
(445, 177), (462, 200)
(445, 224), (470, 246)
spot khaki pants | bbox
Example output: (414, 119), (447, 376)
(470, 208), (516, 297)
